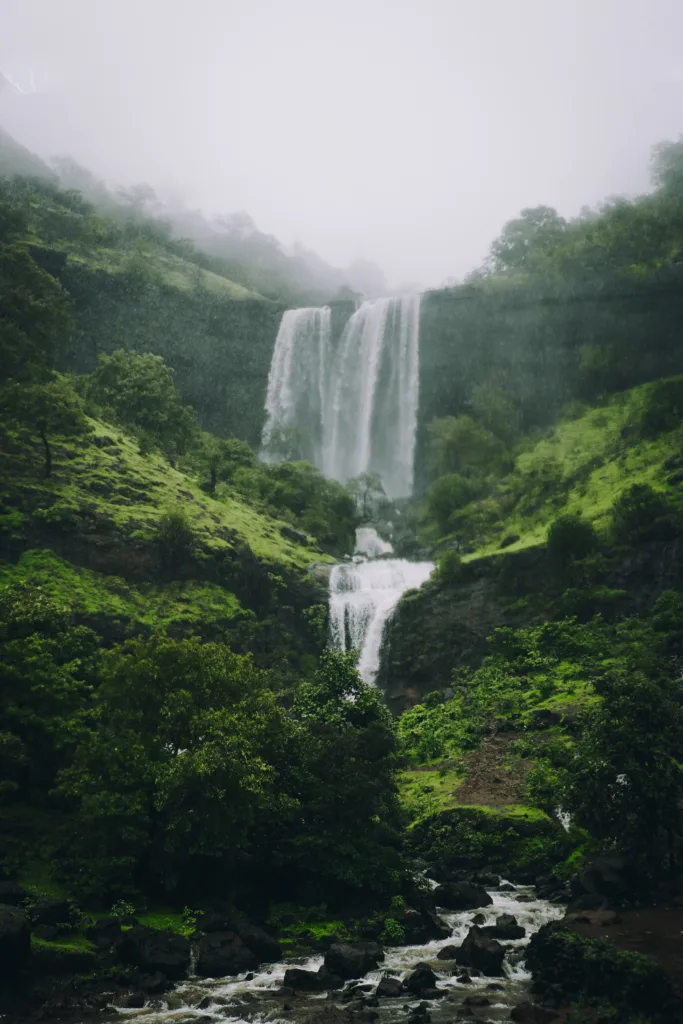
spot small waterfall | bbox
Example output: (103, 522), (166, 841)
(261, 294), (421, 500)
(330, 529), (433, 685)
(261, 306), (331, 465)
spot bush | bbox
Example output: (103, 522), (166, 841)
(436, 548), (464, 583)
(547, 514), (599, 563)
(425, 473), (480, 536)
(156, 507), (194, 564)
(639, 377), (683, 437)
(610, 483), (681, 544)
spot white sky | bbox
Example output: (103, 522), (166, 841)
(2, 0), (683, 288)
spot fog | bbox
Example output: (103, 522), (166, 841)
(2, 0), (683, 288)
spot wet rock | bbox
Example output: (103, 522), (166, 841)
(284, 967), (327, 991)
(324, 941), (384, 979)
(0, 904), (30, 976)
(421, 987), (447, 999)
(113, 991), (146, 1009)
(472, 913), (486, 924)
(0, 881), (29, 906)
(464, 995), (490, 1007)
(473, 872), (500, 887)
(195, 931), (257, 978)
(404, 966), (437, 993)
(317, 964), (344, 988)
(457, 970), (472, 983)
(197, 912), (280, 961)
(498, 883), (515, 892)
(394, 905), (451, 943)
(566, 891), (608, 912)
(120, 925), (191, 979)
(31, 898), (72, 926)
(436, 944), (460, 959)
(481, 913), (526, 940)
(575, 855), (628, 899)
(376, 975), (403, 997)
(455, 926), (505, 976)
(86, 916), (123, 949)
(510, 1002), (559, 1023)
(433, 882), (493, 911)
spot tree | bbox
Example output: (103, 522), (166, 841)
(347, 472), (390, 521)
(0, 207), (71, 384)
(86, 350), (198, 459)
(425, 474), (479, 536)
(488, 205), (567, 274)
(2, 375), (89, 477)
(468, 382), (521, 443)
(427, 415), (506, 480)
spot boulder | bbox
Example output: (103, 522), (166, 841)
(455, 926), (505, 977)
(395, 906), (450, 944)
(113, 991), (146, 1009)
(197, 912), (280, 962)
(436, 944), (459, 960)
(576, 855), (628, 899)
(138, 971), (171, 994)
(510, 1002), (559, 1023)
(0, 881), (29, 906)
(403, 966), (437, 994)
(195, 931), (257, 978)
(34, 925), (60, 941)
(317, 964), (344, 989)
(0, 904), (31, 976)
(86, 916), (123, 949)
(283, 968), (326, 991)
(481, 913), (526, 940)
(30, 898), (72, 926)
(119, 925), (191, 980)
(324, 941), (384, 980)
(433, 883), (492, 911)
(376, 975), (403, 998)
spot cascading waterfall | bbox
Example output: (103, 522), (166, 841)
(261, 294), (421, 500)
(329, 529), (433, 685)
(261, 305), (331, 467)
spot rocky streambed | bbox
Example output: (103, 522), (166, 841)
(113, 882), (564, 1024)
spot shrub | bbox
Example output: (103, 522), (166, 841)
(436, 548), (464, 583)
(547, 514), (599, 563)
(156, 507), (194, 564)
(639, 377), (683, 437)
(610, 483), (681, 544)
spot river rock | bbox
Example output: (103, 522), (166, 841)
(395, 906), (451, 943)
(455, 926), (505, 976)
(87, 916), (123, 948)
(120, 925), (191, 979)
(198, 912), (280, 961)
(0, 904), (30, 976)
(433, 882), (493, 910)
(324, 941), (384, 979)
(510, 1002), (559, 1023)
(376, 975), (403, 997)
(436, 944), (459, 959)
(481, 913), (526, 940)
(195, 931), (257, 977)
(404, 966), (437, 993)
(284, 967), (326, 991)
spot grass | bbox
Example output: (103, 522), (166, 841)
(137, 911), (194, 937)
(398, 767), (465, 817)
(1, 415), (332, 570)
(460, 379), (683, 560)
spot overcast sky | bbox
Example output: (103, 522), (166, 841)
(1, 0), (683, 288)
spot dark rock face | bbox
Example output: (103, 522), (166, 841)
(86, 916), (123, 949)
(510, 1002), (559, 1023)
(195, 931), (258, 978)
(30, 898), (72, 927)
(436, 944), (459, 960)
(119, 925), (191, 980)
(455, 926), (505, 976)
(404, 966), (437, 994)
(434, 882), (493, 911)
(324, 941), (384, 980)
(0, 904), (30, 976)
(395, 906), (451, 943)
(376, 975), (403, 997)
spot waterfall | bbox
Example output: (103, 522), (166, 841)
(261, 306), (331, 466)
(329, 529), (433, 685)
(261, 294), (421, 500)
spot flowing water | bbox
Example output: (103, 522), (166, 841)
(329, 529), (433, 685)
(261, 295), (421, 500)
(112, 882), (564, 1024)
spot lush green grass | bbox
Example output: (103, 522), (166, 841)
(137, 911), (193, 937)
(460, 379), (683, 559)
(398, 768), (464, 818)
(1, 415), (332, 570)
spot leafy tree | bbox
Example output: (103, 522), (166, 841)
(547, 513), (599, 564)
(2, 375), (89, 477)
(427, 415), (506, 480)
(425, 473), (479, 536)
(468, 382), (521, 443)
(488, 205), (567, 274)
(85, 349), (198, 459)
(610, 484), (681, 545)
(348, 472), (390, 521)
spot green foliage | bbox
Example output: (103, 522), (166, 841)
(155, 507), (195, 565)
(425, 474), (480, 536)
(547, 513), (599, 564)
(427, 415), (506, 480)
(610, 483), (681, 545)
(639, 378), (683, 437)
(436, 548), (464, 583)
(86, 349), (198, 459)
(379, 917), (405, 946)
(2, 374), (90, 477)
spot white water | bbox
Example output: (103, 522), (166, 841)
(261, 305), (331, 467)
(261, 294), (421, 500)
(329, 529), (433, 684)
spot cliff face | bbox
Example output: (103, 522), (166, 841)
(378, 538), (683, 712)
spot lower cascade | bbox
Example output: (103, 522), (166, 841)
(329, 528), (433, 685)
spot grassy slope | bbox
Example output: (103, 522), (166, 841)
(464, 379), (682, 559)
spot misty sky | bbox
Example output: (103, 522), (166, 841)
(2, 0), (683, 288)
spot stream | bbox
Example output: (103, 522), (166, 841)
(113, 883), (564, 1024)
